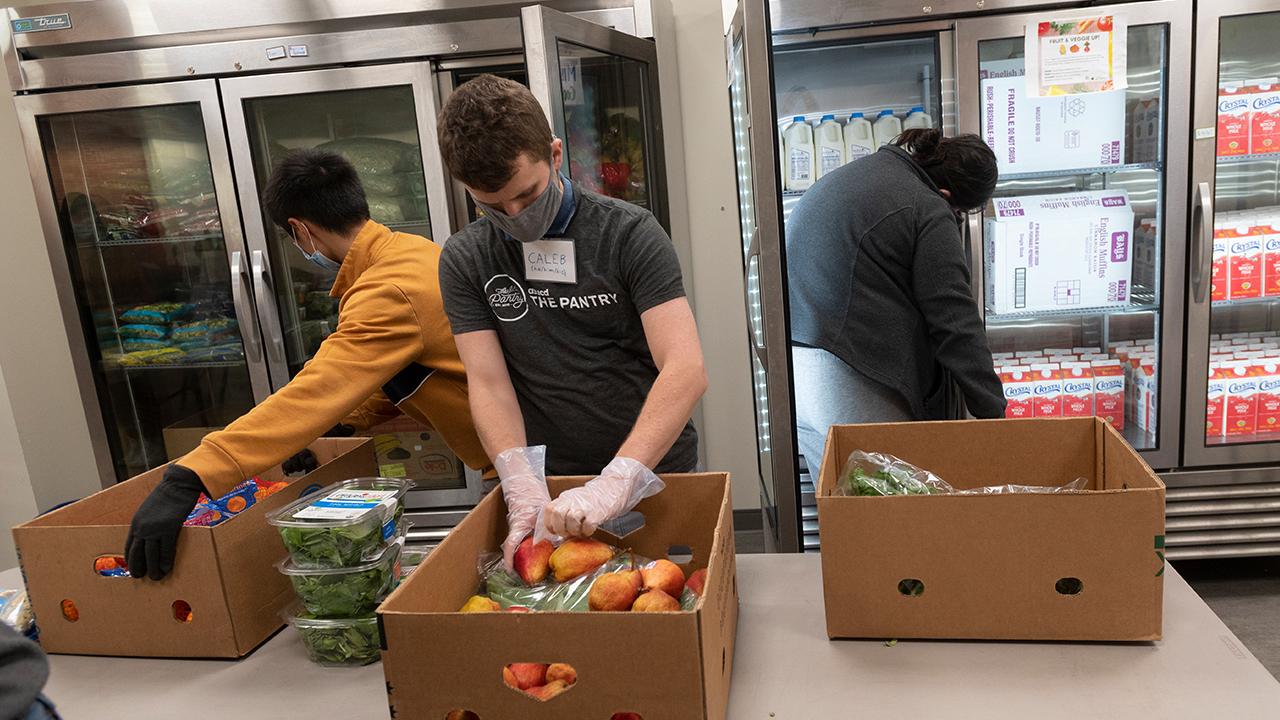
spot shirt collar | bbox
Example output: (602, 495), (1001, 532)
(498, 173), (577, 242)
(330, 219), (391, 297)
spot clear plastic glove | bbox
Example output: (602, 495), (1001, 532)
(496, 445), (551, 571)
(542, 456), (666, 538)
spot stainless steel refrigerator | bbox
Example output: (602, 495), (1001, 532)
(727, 0), (1216, 553)
(3, 0), (668, 544)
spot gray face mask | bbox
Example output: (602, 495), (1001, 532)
(472, 161), (564, 243)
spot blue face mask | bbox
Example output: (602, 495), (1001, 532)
(292, 225), (342, 273)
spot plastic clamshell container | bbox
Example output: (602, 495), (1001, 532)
(284, 606), (382, 667)
(267, 477), (415, 569)
(278, 538), (404, 617)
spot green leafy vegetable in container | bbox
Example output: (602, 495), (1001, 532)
(280, 541), (401, 617)
(288, 611), (382, 667)
(268, 477), (413, 569)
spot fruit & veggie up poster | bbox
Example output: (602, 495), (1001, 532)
(1024, 14), (1128, 96)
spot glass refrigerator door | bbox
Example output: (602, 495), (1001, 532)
(16, 81), (262, 482)
(1185, 1), (1280, 466)
(957, 2), (1192, 470)
(221, 63), (447, 387)
(521, 4), (669, 230)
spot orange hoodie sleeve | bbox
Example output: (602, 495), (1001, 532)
(342, 391), (403, 432)
(178, 281), (424, 498)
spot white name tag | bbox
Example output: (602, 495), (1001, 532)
(523, 239), (577, 284)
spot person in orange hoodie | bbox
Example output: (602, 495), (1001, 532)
(124, 149), (487, 580)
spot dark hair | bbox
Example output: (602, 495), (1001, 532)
(437, 74), (554, 192)
(892, 129), (998, 212)
(261, 148), (370, 234)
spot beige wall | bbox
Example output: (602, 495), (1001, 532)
(0, 0), (106, 564)
(658, 0), (760, 510)
(0, 366), (38, 568)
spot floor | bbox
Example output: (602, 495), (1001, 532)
(733, 529), (1280, 681)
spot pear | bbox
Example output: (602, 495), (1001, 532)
(548, 537), (614, 582)
(526, 679), (569, 702)
(641, 559), (686, 598)
(506, 606), (532, 613)
(513, 537), (554, 585)
(459, 595), (499, 613)
(632, 587), (681, 612)
(589, 570), (641, 611)
(545, 662), (578, 685)
(507, 662), (548, 691)
(685, 568), (709, 597)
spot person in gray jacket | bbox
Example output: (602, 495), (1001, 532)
(786, 127), (1006, 469)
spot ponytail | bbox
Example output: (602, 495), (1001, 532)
(892, 128), (998, 211)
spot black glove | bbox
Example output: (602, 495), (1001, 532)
(281, 423), (357, 475)
(125, 464), (205, 581)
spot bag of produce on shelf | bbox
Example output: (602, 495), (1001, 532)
(121, 338), (175, 354)
(837, 449), (1089, 496)
(181, 343), (244, 362)
(366, 195), (407, 224)
(172, 317), (238, 344)
(118, 323), (169, 340)
(317, 137), (414, 176)
(360, 172), (425, 197)
(120, 302), (194, 325)
(280, 539), (402, 617)
(284, 607), (382, 667)
(117, 347), (186, 366)
(267, 477), (414, 568)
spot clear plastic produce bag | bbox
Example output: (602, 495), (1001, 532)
(480, 546), (648, 613)
(837, 450), (1089, 497)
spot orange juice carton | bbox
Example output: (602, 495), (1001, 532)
(1061, 362), (1095, 418)
(1256, 360), (1280, 434)
(1251, 83), (1280, 154)
(1206, 362), (1228, 438)
(1000, 366), (1036, 419)
(1218, 83), (1251, 157)
(1224, 360), (1261, 436)
(1030, 364), (1064, 418)
(1092, 359), (1125, 430)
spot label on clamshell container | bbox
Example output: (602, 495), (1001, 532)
(294, 489), (398, 522)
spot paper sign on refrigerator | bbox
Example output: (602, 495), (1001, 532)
(1024, 15), (1128, 96)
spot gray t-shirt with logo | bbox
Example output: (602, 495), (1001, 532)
(439, 183), (698, 475)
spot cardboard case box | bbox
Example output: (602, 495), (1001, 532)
(379, 473), (739, 720)
(817, 418), (1165, 641)
(12, 438), (376, 658)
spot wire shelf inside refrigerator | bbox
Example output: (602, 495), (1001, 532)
(986, 295), (1159, 324)
(996, 161), (1162, 183)
(78, 233), (225, 249)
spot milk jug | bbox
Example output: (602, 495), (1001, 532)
(872, 109), (902, 148)
(844, 112), (875, 162)
(814, 114), (845, 180)
(903, 105), (933, 131)
(782, 116), (815, 191)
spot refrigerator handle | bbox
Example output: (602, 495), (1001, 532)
(251, 250), (287, 365)
(1191, 181), (1213, 304)
(230, 251), (263, 363)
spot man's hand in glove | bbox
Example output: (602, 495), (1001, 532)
(125, 464), (206, 580)
(281, 423), (357, 475)
(542, 457), (665, 538)
(495, 445), (551, 571)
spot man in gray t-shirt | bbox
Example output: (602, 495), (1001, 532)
(437, 74), (707, 570)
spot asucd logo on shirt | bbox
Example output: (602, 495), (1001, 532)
(485, 274), (529, 322)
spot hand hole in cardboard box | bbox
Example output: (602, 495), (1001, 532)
(897, 579), (925, 597)
(60, 598), (79, 622)
(502, 662), (577, 702)
(172, 600), (193, 623)
(666, 544), (694, 564)
(1055, 577), (1084, 595)
(443, 711), (480, 720)
(93, 555), (130, 578)
(609, 713), (644, 719)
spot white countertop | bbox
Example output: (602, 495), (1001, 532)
(4, 554), (1278, 719)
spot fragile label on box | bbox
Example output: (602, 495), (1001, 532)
(986, 189), (1134, 315)
(981, 58), (1125, 173)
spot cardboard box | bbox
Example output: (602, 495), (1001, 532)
(13, 438), (376, 658)
(379, 473), (738, 720)
(980, 59), (1125, 173)
(161, 407), (240, 460)
(817, 418), (1165, 641)
(366, 416), (466, 490)
(986, 190), (1134, 315)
